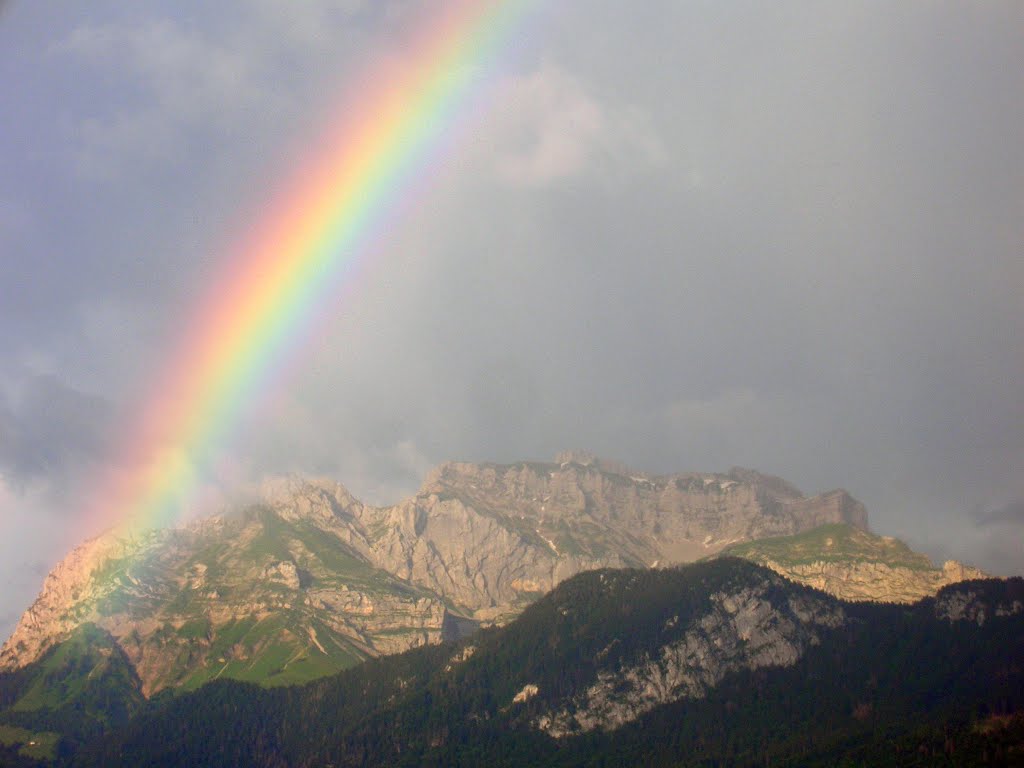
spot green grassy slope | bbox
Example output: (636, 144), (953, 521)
(72, 506), (451, 693)
(0, 624), (145, 758)
(720, 523), (935, 570)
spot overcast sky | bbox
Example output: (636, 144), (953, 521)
(1, 1), (1022, 637)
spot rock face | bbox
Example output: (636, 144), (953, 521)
(536, 572), (845, 736)
(934, 583), (1024, 625)
(0, 532), (147, 677)
(0, 510), (447, 696)
(721, 524), (988, 603)
(1, 455), (872, 694)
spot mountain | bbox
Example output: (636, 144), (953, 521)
(719, 523), (988, 603)
(0, 508), (450, 697)
(0, 624), (144, 764)
(1, 456), (872, 695)
(65, 560), (1024, 767)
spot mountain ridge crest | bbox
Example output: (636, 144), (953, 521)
(0, 455), (905, 695)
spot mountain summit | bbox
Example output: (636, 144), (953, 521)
(0, 456), (928, 695)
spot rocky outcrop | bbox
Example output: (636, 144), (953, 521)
(536, 572), (846, 736)
(720, 524), (988, 604)
(760, 558), (989, 604)
(0, 529), (168, 672)
(263, 458), (869, 621)
(0, 455), (873, 693)
(402, 458), (866, 583)
(934, 584), (1024, 625)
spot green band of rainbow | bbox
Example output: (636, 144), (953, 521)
(83, 0), (534, 538)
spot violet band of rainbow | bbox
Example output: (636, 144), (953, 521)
(81, 0), (534, 538)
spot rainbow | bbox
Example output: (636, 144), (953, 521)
(85, 0), (533, 538)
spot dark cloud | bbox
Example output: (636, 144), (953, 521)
(0, 0), (1022, 635)
(0, 375), (112, 494)
(973, 501), (1024, 528)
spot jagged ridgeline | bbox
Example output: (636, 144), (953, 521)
(2, 456), (878, 696)
(64, 561), (1024, 767)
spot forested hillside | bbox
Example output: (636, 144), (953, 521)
(58, 560), (1023, 767)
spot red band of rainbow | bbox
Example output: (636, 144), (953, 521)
(82, 0), (533, 539)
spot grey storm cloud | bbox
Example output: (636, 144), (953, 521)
(974, 502), (1024, 528)
(0, 375), (112, 493)
(0, 0), (1022, 635)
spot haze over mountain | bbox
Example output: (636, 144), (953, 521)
(1, 456), (986, 700)
(2, 1), (1022, 646)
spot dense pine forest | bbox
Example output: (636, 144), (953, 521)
(1, 560), (1019, 766)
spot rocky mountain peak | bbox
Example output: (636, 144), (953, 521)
(0, 456), (911, 694)
(554, 450), (635, 476)
(259, 475), (364, 522)
(725, 466), (804, 497)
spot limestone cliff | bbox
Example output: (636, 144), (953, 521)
(0, 455), (873, 693)
(0, 507), (447, 695)
(261, 458), (870, 622)
(721, 523), (988, 603)
(535, 569), (846, 736)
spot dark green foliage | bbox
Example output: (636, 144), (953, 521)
(0, 742), (49, 768)
(61, 561), (1024, 767)
(0, 624), (144, 761)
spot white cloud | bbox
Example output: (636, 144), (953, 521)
(247, 0), (369, 48)
(483, 62), (665, 186)
(50, 1), (395, 181)
(55, 19), (265, 178)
